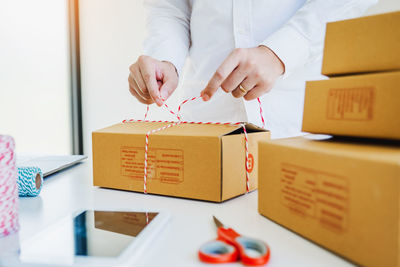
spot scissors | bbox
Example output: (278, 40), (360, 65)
(198, 216), (270, 266)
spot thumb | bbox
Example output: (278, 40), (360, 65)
(159, 65), (178, 100)
(160, 78), (177, 100)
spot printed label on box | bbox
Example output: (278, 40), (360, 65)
(120, 146), (184, 183)
(247, 153), (254, 173)
(326, 87), (374, 121)
(280, 163), (349, 232)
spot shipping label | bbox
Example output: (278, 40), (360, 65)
(326, 87), (374, 121)
(120, 146), (184, 183)
(280, 163), (349, 232)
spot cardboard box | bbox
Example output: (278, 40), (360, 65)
(92, 122), (269, 202)
(322, 11), (400, 76)
(258, 136), (400, 267)
(302, 71), (400, 140)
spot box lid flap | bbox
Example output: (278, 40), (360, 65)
(93, 121), (252, 137)
(263, 135), (400, 165)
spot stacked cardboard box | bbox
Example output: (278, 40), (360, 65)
(302, 71), (400, 139)
(321, 11), (400, 76)
(259, 11), (400, 267)
(303, 11), (400, 139)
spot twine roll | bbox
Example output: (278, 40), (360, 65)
(17, 166), (43, 197)
(0, 135), (19, 237)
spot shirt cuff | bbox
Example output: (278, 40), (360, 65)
(143, 40), (187, 76)
(260, 25), (310, 74)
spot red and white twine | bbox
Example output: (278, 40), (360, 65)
(123, 96), (265, 194)
(0, 135), (19, 237)
(257, 97), (265, 129)
(143, 121), (182, 192)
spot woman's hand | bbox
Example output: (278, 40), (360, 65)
(128, 56), (178, 106)
(201, 46), (284, 101)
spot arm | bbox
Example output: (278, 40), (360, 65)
(128, 0), (191, 106)
(261, 0), (378, 74)
(201, 0), (378, 101)
(143, 0), (191, 75)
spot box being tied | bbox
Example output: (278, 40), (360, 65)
(92, 96), (269, 202)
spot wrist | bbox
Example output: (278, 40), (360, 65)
(162, 60), (179, 77)
(258, 45), (285, 75)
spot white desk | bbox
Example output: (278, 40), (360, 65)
(13, 160), (353, 266)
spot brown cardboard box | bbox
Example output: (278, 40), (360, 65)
(92, 122), (269, 202)
(322, 11), (400, 76)
(258, 136), (400, 267)
(302, 71), (400, 140)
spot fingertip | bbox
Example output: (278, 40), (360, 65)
(202, 94), (210, 101)
(200, 90), (210, 101)
(243, 94), (256, 101)
(160, 90), (168, 100)
(221, 86), (230, 93)
(156, 99), (163, 106)
(151, 93), (163, 106)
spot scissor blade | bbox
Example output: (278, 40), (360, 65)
(213, 216), (224, 228)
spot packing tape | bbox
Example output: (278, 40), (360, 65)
(17, 166), (43, 197)
(0, 135), (19, 237)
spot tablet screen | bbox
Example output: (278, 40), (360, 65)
(74, 211), (158, 257)
(20, 210), (158, 263)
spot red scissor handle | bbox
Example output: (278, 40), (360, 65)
(217, 227), (240, 243)
(199, 228), (270, 266)
(198, 240), (239, 263)
(218, 227), (270, 266)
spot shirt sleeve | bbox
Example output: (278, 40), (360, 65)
(260, 0), (378, 74)
(143, 0), (191, 75)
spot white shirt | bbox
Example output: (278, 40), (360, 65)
(143, 0), (377, 138)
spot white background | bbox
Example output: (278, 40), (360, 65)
(1, 0), (399, 156)
(0, 0), (71, 155)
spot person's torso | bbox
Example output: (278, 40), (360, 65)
(180, 0), (322, 138)
(187, 0), (306, 81)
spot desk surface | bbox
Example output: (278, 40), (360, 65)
(16, 161), (353, 267)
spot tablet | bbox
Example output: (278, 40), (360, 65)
(19, 209), (170, 266)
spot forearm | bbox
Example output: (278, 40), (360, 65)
(261, 0), (378, 73)
(143, 0), (191, 75)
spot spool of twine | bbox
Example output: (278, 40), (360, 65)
(0, 135), (19, 237)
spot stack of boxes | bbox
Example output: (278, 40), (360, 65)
(303, 11), (400, 139)
(258, 11), (400, 267)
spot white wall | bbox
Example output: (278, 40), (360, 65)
(366, 0), (400, 15)
(0, 0), (72, 155)
(80, 0), (183, 155)
(79, 0), (400, 155)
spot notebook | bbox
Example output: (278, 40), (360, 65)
(16, 155), (87, 177)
